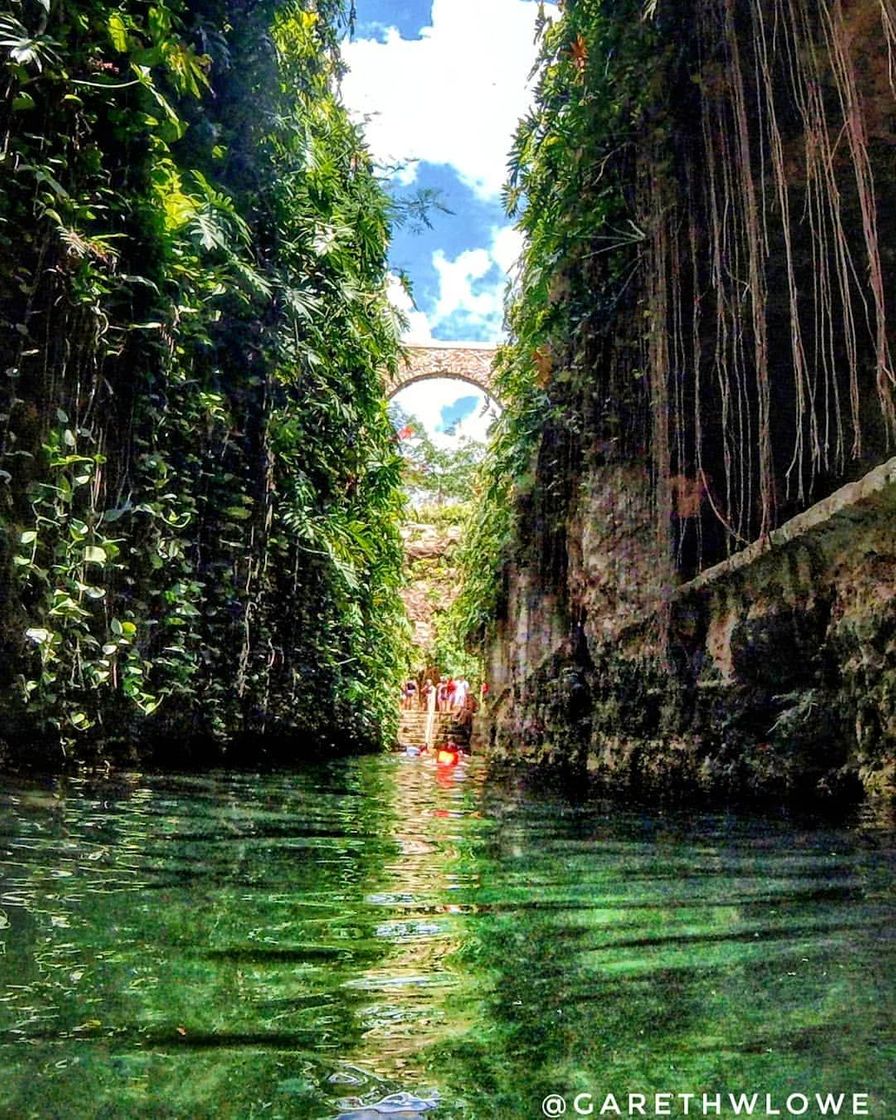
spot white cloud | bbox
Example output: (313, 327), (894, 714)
(392, 382), (499, 448)
(491, 225), (524, 275)
(387, 273), (434, 341)
(432, 247), (502, 337)
(451, 394), (501, 443)
(387, 225), (521, 343)
(391, 381), (452, 446)
(434, 225), (522, 341)
(342, 0), (557, 200)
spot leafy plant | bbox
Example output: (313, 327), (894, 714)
(0, 0), (408, 760)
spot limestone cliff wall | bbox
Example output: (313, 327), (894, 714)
(479, 458), (896, 803)
(473, 0), (896, 803)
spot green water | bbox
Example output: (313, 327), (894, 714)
(0, 756), (893, 1119)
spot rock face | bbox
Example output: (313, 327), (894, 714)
(388, 343), (497, 400)
(400, 521), (461, 652)
(402, 522), (462, 560)
(471, 0), (896, 804)
(397, 708), (470, 748)
(480, 457), (896, 803)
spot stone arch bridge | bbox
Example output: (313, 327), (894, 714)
(386, 341), (499, 401)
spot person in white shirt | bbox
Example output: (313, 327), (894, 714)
(453, 676), (469, 714)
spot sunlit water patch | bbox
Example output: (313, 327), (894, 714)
(0, 757), (893, 1118)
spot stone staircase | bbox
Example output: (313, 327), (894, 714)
(397, 708), (470, 749)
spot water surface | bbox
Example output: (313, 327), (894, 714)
(0, 756), (893, 1118)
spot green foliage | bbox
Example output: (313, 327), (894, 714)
(392, 407), (484, 679)
(450, 0), (664, 651)
(430, 608), (480, 683)
(0, 0), (407, 757)
(454, 0), (896, 661)
(449, 343), (548, 648)
(391, 406), (485, 510)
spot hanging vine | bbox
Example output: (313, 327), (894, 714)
(454, 0), (896, 653)
(0, 0), (408, 760)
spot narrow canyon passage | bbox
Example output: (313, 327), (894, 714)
(2, 0), (896, 1115)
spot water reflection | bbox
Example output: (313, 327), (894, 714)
(0, 758), (893, 1118)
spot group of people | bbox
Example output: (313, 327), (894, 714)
(403, 739), (468, 764)
(401, 674), (483, 719)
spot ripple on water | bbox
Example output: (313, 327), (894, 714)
(0, 760), (893, 1118)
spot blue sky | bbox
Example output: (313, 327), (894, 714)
(342, 0), (554, 438)
(388, 164), (509, 343)
(354, 1), (428, 42)
(439, 394), (479, 432)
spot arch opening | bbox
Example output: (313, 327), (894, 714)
(389, 379), (500, 461)
(387, 369), (498, 402)
(387, 342), (500, 404)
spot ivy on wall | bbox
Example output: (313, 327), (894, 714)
(0, 0), (408, 759)
(453, 0), (896, 653)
